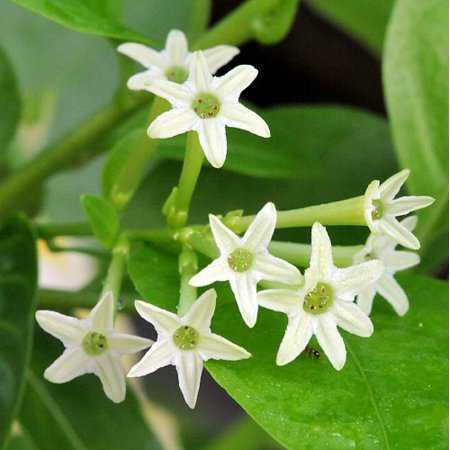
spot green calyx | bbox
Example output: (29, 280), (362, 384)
(192, 93), (221, 119)
(82, 331), (108, 356)
(173, 325), (199, 350)
(303, 282), (334, 315)
(228, 248), (254, 273)
(371, 199), (384, 220)
(165, 66), (189, 84)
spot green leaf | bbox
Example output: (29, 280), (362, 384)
(309, 0), (395, 54)
(81, 194), (119, 249)
(11, 0), (154, 44)
(206, 275), (448, 449)
(383, 0), (449, 258)
(0, 216), (37, 449)
(0, 45), (21, 156)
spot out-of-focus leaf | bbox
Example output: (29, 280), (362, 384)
(0, 216), (37, 449)
(308, 0), (394, 54)
(86, 0), (122, 20)
(383, 0), (448, 260)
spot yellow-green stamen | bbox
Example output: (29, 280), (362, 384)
(165, 66), (189, 84)
(228, 248), (254, 273)
(303, 282), (334, 315)
(173, 325), (199, 350)
(82, 331), (108, 356)
(192, 93), (221, 119)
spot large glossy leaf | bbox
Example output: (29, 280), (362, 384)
(383, 0), (449, 258)
(0, 216), (37, 449)
(308, 0), (394, 54)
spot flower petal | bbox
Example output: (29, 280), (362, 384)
(198, 333), (250, 360)
(189, 258), (229, 287)
(258, 288), (301, 315)
(44, 348), (89, 383)
(35, 310), (84, 344)
(117, 43), (166, 69)
(183, 289), (216, 330)
(208, 214), (241, 254)
(356, 286), (377, 316)
(377, 274), (409, 316)
(134, 300), (180, 335)
(229, 273), (258, 328)
(221, 102), (270, 137)
(165, 30), (188, 65)
(203, 45), (240, 73)
(379, 169), (409, 201)
(309, 222), (334, 279)
(108, 332), (153, 354)
(127, 71), (158, 91)
(175, 351), (204, 409)
(401, 215), (418, 232)
(215, 65), (258, 100)
(276, 313), (313, 366)
(96, 353), (126, 403)
(332, 301), (373, 337)
(197, 119), (227, 168)
(127, 340), (173, 377)
(253, 253), (302, 285)
(147, 79), (192, 106)
(89, 291), (114, 332)
(148, 108), (197, 139)
(188, 51), (213, 91)
(242, 202), (276, 252)
(379, 216), (420, 250)
(386, 196), (435, 216)
(315, 315), (346, 371)
(383, 250), (420, 271)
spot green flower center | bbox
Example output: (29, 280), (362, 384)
(82, 331), (108, 356)
(192, 93), (221, 119)
(303, 282), (334, 315)
(165, 65), (188, 84)
(371, 199), (384, 221)
(173, 326), (199, 350)
(228, 248), (254, 273)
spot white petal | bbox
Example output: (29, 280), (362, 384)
(258, 289), (301, 315)
(229, 273), (259, 328)
(253, 253), (302, 285)
(35, 310), (84, 344)
(197, 119), (227, 168)
(188, 51), (213, 91)
(165, 30), (188, 65)
(147, 79), (192, 106)
(96, 353), (126, 403)
(128, 340), (173, 377)
(215, 65), (258, 100)
(117, 43), (166, 69)
(134, 300), (180, 335)
(221, 102), (270, 137)
(383, 250), (420, 271)
(148, 108), (197, 139)
(400, 215), (418, 232)
(88, 291), (114, 332)
(276, 313), (313, 366)
(386, 196), (435, 216)
(379, 217), (420, 250)
(332, 260), (384, 299)
(44, 348), (89, 383)
(108, 332), (153, 354)
(242, 202), (277, 252)
(315, 315), (346, 371)
(332, 301), (373, 337)
(198, 333), (251, 361)
(377, 274), (409, 316)
(379, 169), (409, 201)
(309, 222), (334, 279)
(183, 289), (216, 330)
(203, 45), (240, 73)
(189, 258), (229, 287)
(127, 71), (158, 91)
(175, 351), (204, 409)
(356, 286), (376, 316)
(208, 214), (241, 253)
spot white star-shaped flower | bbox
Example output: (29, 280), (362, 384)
(258, 222), (384, 370)
(128, 289), (250, 409)
(354, 216), (420, 316)
(118, 29), (239, 89)
(190, 202), (302, 327)
(145, 50), (270, 168)
(35, 292), (152, 403)
(364, 169), (434, 250)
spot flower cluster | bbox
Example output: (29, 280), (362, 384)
(35, 30), (435, 409)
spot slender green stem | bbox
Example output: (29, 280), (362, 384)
(177, 247), (199, 316)
(36, 222), (93, 239)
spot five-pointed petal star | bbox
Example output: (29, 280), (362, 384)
(364, 169), (434, 250)
(354, 216), (420, 316)
(118, 29), (239, 89)
(35, 292), (152, 403)
(145, 50), (270, 168)
(128, 289), (250, 409)
(258, 222), (384, 370)
(190, 202), (302, 328)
